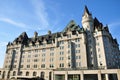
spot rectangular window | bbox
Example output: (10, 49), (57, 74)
(59, 57), (64, 60)
(42, 48), (46, 52)
(59, 63), (64, 67)
(28, 55), (31, 58)
(34, 65), (37, 68)
(50, 58), (54, 62)
(60, 46), (64, 50)
(34, 54), (38, 57)
(34, 59), (38, 62)
(27, 65), (30, 68)
(41, 64), (45, 68)
(98, 48), (100, 52)
(42, 58), (45, 62)
(27, 59), (30, 62)
(50, 64), (54, 68)
(50, 47), (54, 51)
(50, 53), (54, 56)
(20, 65), (23, 68)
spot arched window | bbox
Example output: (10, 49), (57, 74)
(0, 71), (1, 75)
(41, 72), (45, 78)
(2, 71), (5, 79)
(49, 72), (52, 80)
(7, 71), (10, 79)
(13, 71), (16, 76)
(33, 71), (37, 76)
(26, 71), (29, 76)
(19, 71), (22, 76)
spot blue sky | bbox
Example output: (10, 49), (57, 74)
(0, 0), (120, 68)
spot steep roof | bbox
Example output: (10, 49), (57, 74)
(83, 6), (91, 16)
(62, 20), (81, 32)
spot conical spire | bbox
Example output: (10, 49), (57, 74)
(83, 6), (91, 16)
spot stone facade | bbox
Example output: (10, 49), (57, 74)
(0, 6), (120, 80)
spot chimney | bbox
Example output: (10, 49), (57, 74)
(48, 30), (51, 35)
(34, 31), (38, 38)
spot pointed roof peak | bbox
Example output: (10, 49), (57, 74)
(83, 5), (91, 16)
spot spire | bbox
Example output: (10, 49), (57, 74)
(83, 5), (91, 16)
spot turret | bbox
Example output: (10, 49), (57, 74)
(82, 6), (94, 32)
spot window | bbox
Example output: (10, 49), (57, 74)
(76, 56), (81, 59)
(41, 64), (45, 68)
(99, 54), (101, 58)
(27, 59), (30, 62)
(49, 64), (54, 68)
(34, 54), (38, 57)
(59, 63), (64, 67)
(68, 56), (71, 60)
(60, 57), (64, 60)
(26, 72), (29, 76)
(68, 50), (70, 53)
(50, 47), (54, 51)
(19, 71), (22, 76)
(13, 65), (16, 68)
(50, 53), (54, 56)
(60, 46), (64, 50)
(27, 65), (30, 68)
(41, 72), (45, 78)
(67, 34), (71, 38)
(68, 45), (71, 48)
(34, 65), (37, 68)
(42, 58), (45, 62)
(13, 71), (16, 76)
(75, 50), (80, 53)
(60, 52), (64, 55)
(42, 48), (46, 52)
(50, 58), (54, 62)
(33, 72), (37, 76)
(98, 48), (100, 52)
(28, 55), (31, 58)
(20, 65), (23, 68)
(34, 59), (38, 62)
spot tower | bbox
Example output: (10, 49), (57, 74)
(82, 6), (94, 32)
(82, 6), (97, 68)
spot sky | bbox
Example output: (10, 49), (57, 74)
(0, 0), (120, 68)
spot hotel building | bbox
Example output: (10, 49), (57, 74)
(0, 6), (120, 80)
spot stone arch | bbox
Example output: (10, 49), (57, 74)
(2, 71), (5, 79)
(13, 71), (16, 76)
(33, 71), (37, 76)
(26, 71), (29, 76)
(0, 71), (1, 75)
(7, 71), (10, 79)
(49, 72), (52, 80)
(41, 71), (45, 79)
(19, 71), (22, 76)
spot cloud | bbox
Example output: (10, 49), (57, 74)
(0, 42), (7, 47)
(108, 22), (120, 27)
(30, 0), (49, 29)
(0, 18), (27, 28)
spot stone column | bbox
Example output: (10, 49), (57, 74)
(98, 70), (102, 80)
(80, 71), (84, 80)
(117, 70), (120, 80)
(65, 71), (68, 80)
(51, 71), (54, 80)
(105, 74), (109, 80)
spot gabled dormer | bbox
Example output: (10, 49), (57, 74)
(62, 20), (80, 32)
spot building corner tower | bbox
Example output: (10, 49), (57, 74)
(82, 6), (97, 68)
